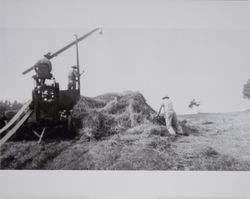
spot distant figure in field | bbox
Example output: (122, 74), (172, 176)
(0, 112), (7, 129)
(33, 54), (53, 86)
(68, 66), (79, 90)
(158, 95), (184, 136)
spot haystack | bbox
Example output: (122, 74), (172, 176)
(72, 91), (156, 139)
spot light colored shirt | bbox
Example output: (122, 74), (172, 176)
(161, 99), (174, 114)
(68, 69), (78, 82)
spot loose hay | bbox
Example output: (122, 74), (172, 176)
(2, 91), (247, 170)
(72, 91), (156, 140)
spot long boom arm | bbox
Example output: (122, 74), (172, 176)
(22, 28), (101, 75)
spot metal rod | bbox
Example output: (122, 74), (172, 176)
(22, 28), (101, 75)
(51, 28), (100, 59)
(74, 34), (81, 94)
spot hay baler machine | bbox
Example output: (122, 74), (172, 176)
(0, 28), (102, 146)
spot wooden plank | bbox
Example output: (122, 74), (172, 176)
(0, 100), (31, 135)
(0, 109), (33, 147)
(38, 128), (46, 144)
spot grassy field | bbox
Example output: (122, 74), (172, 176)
(177, 111), (250, 170)
(1, 92), (250, 170)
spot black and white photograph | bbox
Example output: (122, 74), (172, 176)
(0, 0), (249, 171)
(0, 0), (250, 198)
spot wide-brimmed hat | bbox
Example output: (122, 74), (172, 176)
(162, 95), (170, 100)
(71, 65), (77, 69)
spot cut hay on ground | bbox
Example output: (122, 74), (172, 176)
(1, 91), (249, 170)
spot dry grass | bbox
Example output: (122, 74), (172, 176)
(1, 91), (250, 170)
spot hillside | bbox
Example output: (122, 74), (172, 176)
(1, 91), (250, 170)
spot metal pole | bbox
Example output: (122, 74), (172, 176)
(74, 34), (80, 95)
(22, 28), (101, 75)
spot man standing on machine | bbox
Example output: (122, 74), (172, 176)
(68, 65), (79, 90)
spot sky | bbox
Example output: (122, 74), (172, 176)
(0, 0), (249, 114)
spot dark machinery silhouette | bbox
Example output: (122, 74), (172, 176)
(0, 28), (102, 146)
